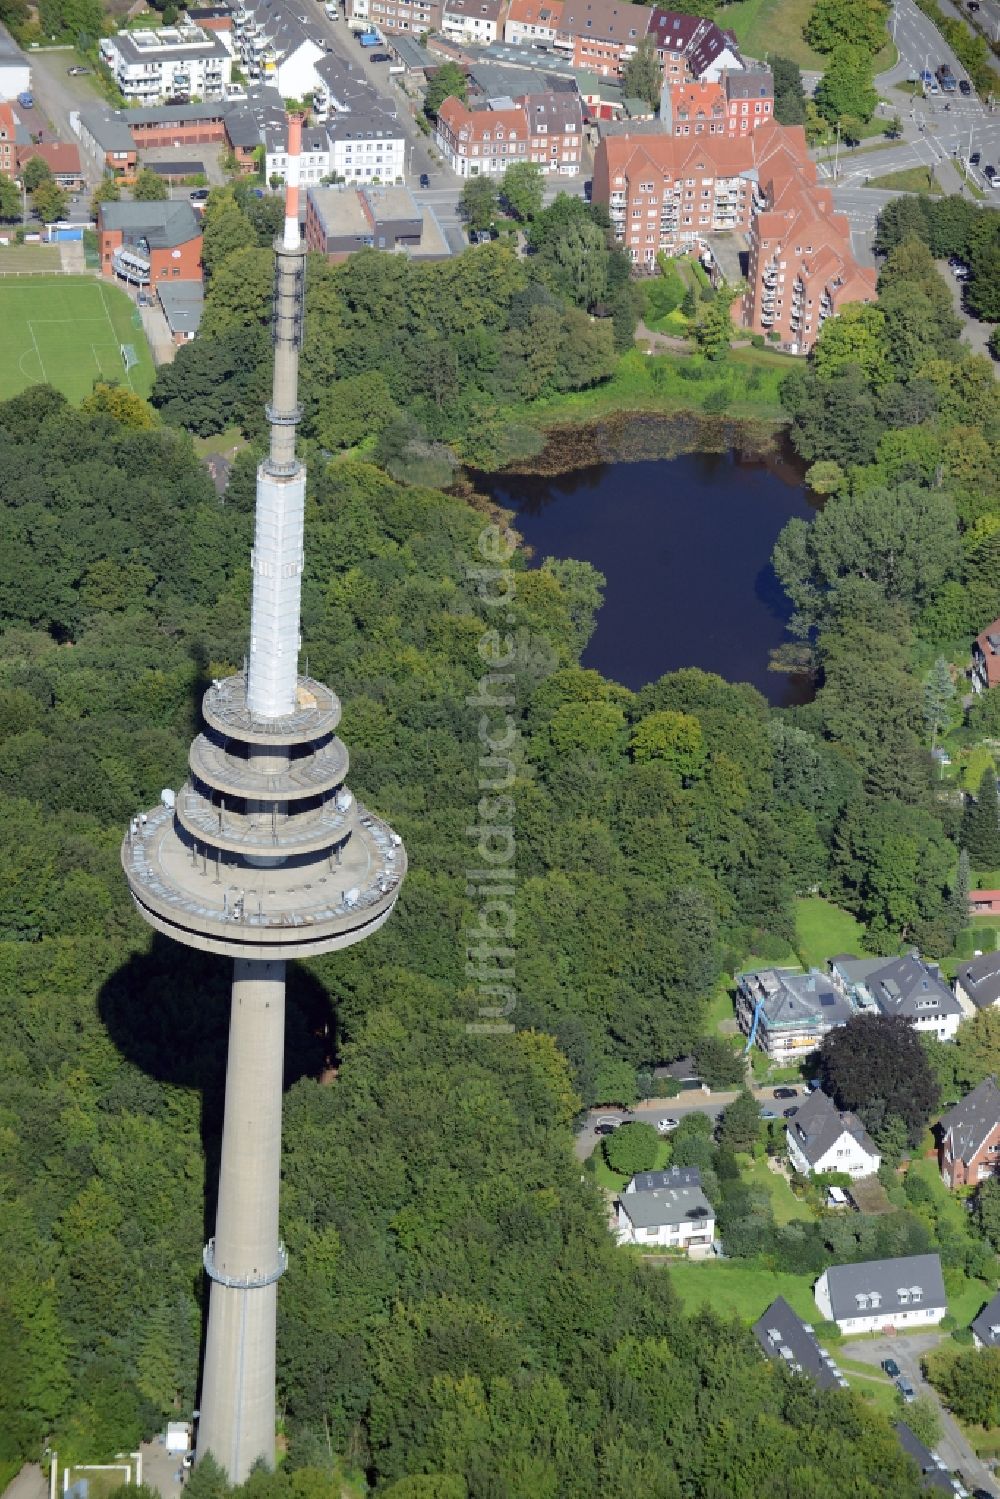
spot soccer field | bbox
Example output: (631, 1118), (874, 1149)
(0, 275), (156, 404)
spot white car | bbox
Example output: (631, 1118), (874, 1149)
(656, 1117), (679, 1134)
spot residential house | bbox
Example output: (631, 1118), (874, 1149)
(971, 1289), (1000, 1348)
(969, 891), (1000, 917)
(972, 617), (1000, 694)
(520, 89), (583, 172)
(98, 24), (232, 103)
(732, 965), (853, 1065)
(442, 0), (504, 44)
(15, 141), (84, 189)
(556, 0), (653, 78)
(785, 1088), (881, 1181)
(325, 107), (406, 182)
(75, 108), (139, 181)
(229, 0), (326, 97)
(436, 90), (582, 175)
(346, 0), (444, 35)
(504, 0), (565, 46)
(658, 72), (774, 141)
(305, 181), (432, 257)
(0, 102), (17, 181)
(97, 199), (203, 288)
(615, 1182), (715, 1253)
(893, 1423), (955, 1493)
(955, 950), (1000, 1011)
(156, 279), (204, 342)
(938, 1076), (1000, 1188)
(625, 1165), (702, 1192)
(829, 952), (962, 1042)
(751, 1297), (848, 1390)
(265, 119), (332, 187)
(646, 10), (743, 83)
(721, 67), (773, 134)
(814, 1253), (947, 1335)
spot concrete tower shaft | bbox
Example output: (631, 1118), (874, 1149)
(121, 110), (406, 1485)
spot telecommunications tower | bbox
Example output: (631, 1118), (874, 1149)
(122, 114), (406, 1482)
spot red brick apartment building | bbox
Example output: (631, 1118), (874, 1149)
(436, 90), (583, 174)
(594, 121), (875, 352)
(661, 71), (773, 140)
(557, 0), (653, 77)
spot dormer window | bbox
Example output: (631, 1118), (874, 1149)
(855, 1293), (869, 1309)
(911, 1286), (922, 1302)
(897, 1288), (910, 1304)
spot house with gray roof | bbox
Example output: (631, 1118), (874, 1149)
(736, 966), (853, 1064)
(955, 950), (1000, 1015)
(893, 1423), (955, 1492)
(625, 1165), (701, 1193)
(814, 1253), (947, 1335)
(615, 1182), (714, 1253)
(971, 1289), (1000, 1349)
(785, 1088), (880, 1181)
(752, 1297), (848, 1391)
(938, 1076), (1000, 1188)
(829, 952), (962, 1042)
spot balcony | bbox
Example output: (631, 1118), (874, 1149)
(113, 247), (150, 284)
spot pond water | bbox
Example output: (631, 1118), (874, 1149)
(478, 441), (818, 707)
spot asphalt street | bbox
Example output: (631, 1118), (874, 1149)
(573, 1085), (795, 1161)
(844, 1333), (998, 1495)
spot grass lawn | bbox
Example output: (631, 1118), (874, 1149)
(517, 346), (787, 427)
(195, 426), (247, 458)
(865, 166), (943, 195)
(739, 1155), (813, 1226)
(666, 1257), (817, 1322)
(0, 244), (62, 272)
(590, 1137), (673, 1193)
(794, 896), (866, 969)
(719, 0), (824, 70)
(0, 275), (154, 402)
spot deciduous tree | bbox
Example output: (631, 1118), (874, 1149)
(818, 1013), (939, 1146)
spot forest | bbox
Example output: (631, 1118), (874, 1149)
(1, 182), (998, 1491)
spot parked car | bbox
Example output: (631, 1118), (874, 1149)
(190, 187), (210, 200)
(17, 91), (33, 107)
(970, 150), (981, 164)
(419, 172), (430, 188)
(896, 1376), (916, 1402)
(370, 50), (391, 61)
(595, 1123), (616, 1136)
(67, 65), (91, 75)
(782, 1106), (798, 1118)
(656, 1117), (679, 1135)
(760, 1107), (778, 1120)
(774, 1086), (798, 1099)
(984, 164), (997, 180)
(595, 1115), (623, 1130)
(959, 78), (972, 95)
(881, 1357), (901, 1378)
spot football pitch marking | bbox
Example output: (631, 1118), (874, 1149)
(27, 320), (48, 383)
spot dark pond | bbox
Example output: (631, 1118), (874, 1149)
(477, 439), (818, 707)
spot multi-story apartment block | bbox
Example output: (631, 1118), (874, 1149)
(743, 128), (877, 354)
(503, 0), (565, 46)
(661, 71), (772, 137)
(556, 0), (652, 77)
(326, 107), (407, 181)
(436, 89), (583, 175)
(346, 0), (442, 34)
(229, 0), (325, 97)
(723, 67), (773, 133)
(646, 10), (742, 82)
(442, 0), (504, 43)
(98, 24), (232, 103)
(593, 130), (758, 265)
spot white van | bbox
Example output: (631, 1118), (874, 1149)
(324, 2), (339, 16)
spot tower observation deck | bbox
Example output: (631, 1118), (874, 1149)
(121, 113), (406, 1481)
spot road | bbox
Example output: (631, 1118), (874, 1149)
(843, 1332), (998, 1495)
(573, 1084), (796, 1161)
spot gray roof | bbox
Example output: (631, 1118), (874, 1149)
(894, 1423), (954, 1491)
(521, 88), (583, 134)
(326, 106), (403, 142)
(467, 43), (624, 101)
(444, 0), (503, 18)
(106, 26), (230, 64)
(739, 967), (854, 1032)
(752, 1297), (846, 1391)
(100, 199), (201, 248)
(628, 1165), (701, 1192)
(387, 34), (434, 69)
(787, 1088), (878, 1168)
(157, 279), (204, 335)
(617, 1183), (713, 1231)
(863, 954), (962, 1024)
(78, 108), (137, 152)
(939, 1076), (1000, 1166)
(724, 65), (773, 100)
(125, 101), (230, 124)
(822, 1254), (947, 1322)
(955, 950), (1000, 1010)
(0, 24), (28, 64)
(971, 1290), (1000, 1347)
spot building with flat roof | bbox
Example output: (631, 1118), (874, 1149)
(0, 26), (30, 101)
(306, 181), (449, 258)
(157, 278), (204, 342)
(99, 24), (232, 103)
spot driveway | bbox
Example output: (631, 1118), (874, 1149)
(939, 257), (996, 360)
(841, 1331), (998, 1494)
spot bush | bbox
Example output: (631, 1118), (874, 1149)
(750, 333), (765, 348)
(703, 387), (731, 414)
(814, 1320), (842, 1342)
(603, 1121), (661, 1176)
(940, 1314), (958, 1332)
(952, 1326), (974, 1345)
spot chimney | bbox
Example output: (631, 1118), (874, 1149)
(283, 111), (302, 250)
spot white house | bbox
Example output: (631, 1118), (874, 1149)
(615, 1182), (715, 1255)
(785, 1089), (881, 1181)
(441, 0), (503, 43)
(99, 25), (232, 103)
(814, 1253), (947, 1335)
